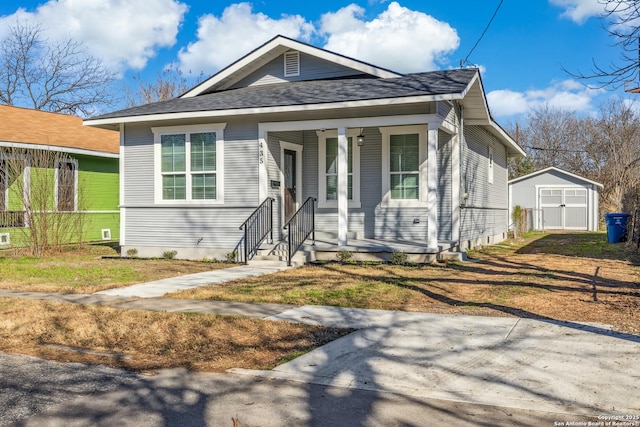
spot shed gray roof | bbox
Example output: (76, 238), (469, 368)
(90, 68), (478, 121)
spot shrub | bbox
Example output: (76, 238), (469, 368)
(336, 249), (353, 263)
(162, 250), (178, 260)
(126, 248), (138, 258)
(225, 251), (237, 263)
(390, 251), (408, 265)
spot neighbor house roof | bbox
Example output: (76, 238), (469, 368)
(0, 105), (119, 157)
(508, 166), (604, 188)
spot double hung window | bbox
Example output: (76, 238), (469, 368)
(381, 125), (427, 207)
(153, 124), (225, 204)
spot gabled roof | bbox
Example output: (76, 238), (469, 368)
(84, 35), (524, 158)
(181, 35), (402, 97)
(87, 69), (477, 122)
(0, 105), (119, 157)
(509, 166), (604, 188)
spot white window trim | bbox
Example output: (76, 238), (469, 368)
(55, 158), (79, 212)
(488, 145), (494, 184)
(152, 123), (226, 205)
(317, 129), (361, 209)
(0, 233), (9, 245)
(101, 228), (112, 240)
(380, 125), (428, 207)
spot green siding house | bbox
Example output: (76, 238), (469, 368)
(0, 105), (119, 249)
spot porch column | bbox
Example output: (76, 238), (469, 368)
(451, 131), (460, 243)
(427, 123), (438, 249)
(337, 126), (349, 246)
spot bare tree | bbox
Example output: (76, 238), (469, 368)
(513, 102), (640, 213)
(125, 65), (202, 107)
(0, 22), (117, 116)
(567, 0), (640, 90)
(1, 147), (86, 256)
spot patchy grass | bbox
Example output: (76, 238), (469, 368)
(0, 298), (350, 372)
(169, 232), (640, 335)
(0, 244), (234, 293)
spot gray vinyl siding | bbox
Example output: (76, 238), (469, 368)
(460, 126), (509, 241)
(438, 130), (452, 241)
(231, 52), (366, 88)
(122, 123), (154, 206)
(122, 119), (260, 249)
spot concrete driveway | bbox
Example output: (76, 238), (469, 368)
(230, 306), (640, 416)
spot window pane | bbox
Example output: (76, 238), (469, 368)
(348, 174), (353, 200)
(390, 134), (419, 172)
(192, 173), (216, 200)
(161, 134), (186, 172)
(57, 162), (75, 211)
(326, 175), (337, 200)
(326, 138), (338, 174)
(191, 132), (216, 172)
(390, 173), (419, 200)
(163, 174), (186, 200)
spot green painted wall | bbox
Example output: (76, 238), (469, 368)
(0, 152), (119, 248)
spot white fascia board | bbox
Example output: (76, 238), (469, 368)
(84, 94), (462, 128)
(509, 166), (604, 188)
(0, 141), (119, 159)
(181, 36), (402, 97)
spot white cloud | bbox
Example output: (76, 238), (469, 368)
(487, 79), (604, 118)
(549, 0), (604, 24)
(177, 3), (314, 74)
(320, 2), (459, 73)
(0, 0), (187, 71)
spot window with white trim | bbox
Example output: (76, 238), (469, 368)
(381, 125), (427, 207)
(390, 134), (420, 199)
(153, 124), (225, 204)
(317, 130), (360, 208)
(56, 159), (77, 212)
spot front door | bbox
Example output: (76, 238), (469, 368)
(284, 149), (297, 222)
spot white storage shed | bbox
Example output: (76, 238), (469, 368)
(508, 167), (603, 231)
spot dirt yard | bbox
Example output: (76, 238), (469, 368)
(171, 232), (640, 335)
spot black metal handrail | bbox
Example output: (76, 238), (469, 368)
(239, 197), (274, 264)
(0, 211), (26, 228)
(283, 197), (316, 266)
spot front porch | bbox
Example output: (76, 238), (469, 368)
(252, 232), (460, 265)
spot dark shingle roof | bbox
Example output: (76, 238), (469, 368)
(91, 68), (477, 121)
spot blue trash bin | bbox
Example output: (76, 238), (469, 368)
(605, 213), (631, 243)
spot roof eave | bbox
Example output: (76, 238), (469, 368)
(0, 141), (119, 158)
(84, 93), (464, 127)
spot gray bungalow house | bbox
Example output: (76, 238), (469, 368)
(85, 35), (525, 263)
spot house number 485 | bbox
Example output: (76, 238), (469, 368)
(259, 141), (264, 164)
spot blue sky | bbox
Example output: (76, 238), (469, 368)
(0, 0), (629, 122)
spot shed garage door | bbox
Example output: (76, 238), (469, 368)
(539, 187), (588, 230)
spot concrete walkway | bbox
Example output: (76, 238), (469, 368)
(94, 263), (291, 298)
(1, 263), (639, 419)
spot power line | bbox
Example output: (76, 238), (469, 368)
(460, 0), (505, 67)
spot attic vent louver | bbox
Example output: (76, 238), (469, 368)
(284, 51), (300, 77)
